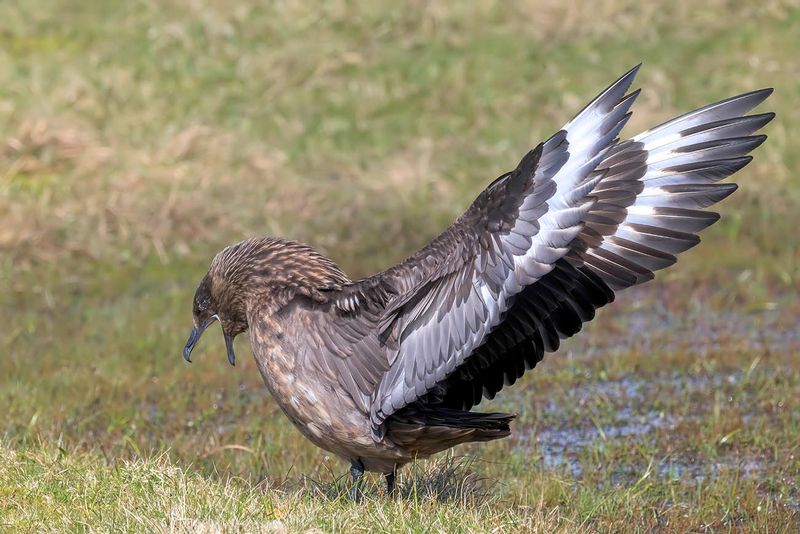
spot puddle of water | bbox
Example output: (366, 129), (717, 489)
(535, 410), (675, 478)
(508, 367), (798, 506)
(516, 408), (675, 478)
(517, 414), (799, 508)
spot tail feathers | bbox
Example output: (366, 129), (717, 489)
(388, 408), (514, 456)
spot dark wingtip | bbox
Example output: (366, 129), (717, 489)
(740, 87), (774, 109)
(619, 63), (642, 87)
(759, 111), (776, 129)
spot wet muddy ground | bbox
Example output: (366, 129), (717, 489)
(485, 287), (800, 511)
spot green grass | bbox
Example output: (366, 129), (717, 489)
(1, 0), (799, 531)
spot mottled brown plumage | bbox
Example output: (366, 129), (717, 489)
(183, 66), (772, 495)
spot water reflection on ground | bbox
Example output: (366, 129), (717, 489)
(503, 288), (799, 508)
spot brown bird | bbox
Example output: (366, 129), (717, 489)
(183, 65), (772, 498)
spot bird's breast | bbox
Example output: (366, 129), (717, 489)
(248, 317), (374, 453)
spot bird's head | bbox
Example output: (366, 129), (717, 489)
(182, 237), (349, 366)
(182, 239), (271, 366)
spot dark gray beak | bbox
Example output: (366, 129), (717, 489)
(225, 335), (236, 366)
(183, 327), (201, 362)
(182, 315), (218, 363)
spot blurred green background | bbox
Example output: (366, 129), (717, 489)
(1, 1), (798, 531)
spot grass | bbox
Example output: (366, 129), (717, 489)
(4, 449), (558, 533)
(1, 0), (799, 531)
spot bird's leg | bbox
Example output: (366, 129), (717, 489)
(349, 458), (364, 501)
(385, 468), (397, 497)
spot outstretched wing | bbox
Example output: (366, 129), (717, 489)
(348, 66), (644, 438)
(388, 85), (774, 416)
(432, 88), (774, 411)
(318, 66), (771, 440)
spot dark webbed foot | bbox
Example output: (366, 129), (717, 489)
(385, 469), (396, 497)
(349, 459), (364, 501)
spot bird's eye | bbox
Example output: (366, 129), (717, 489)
(197, 297), (211, 312)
